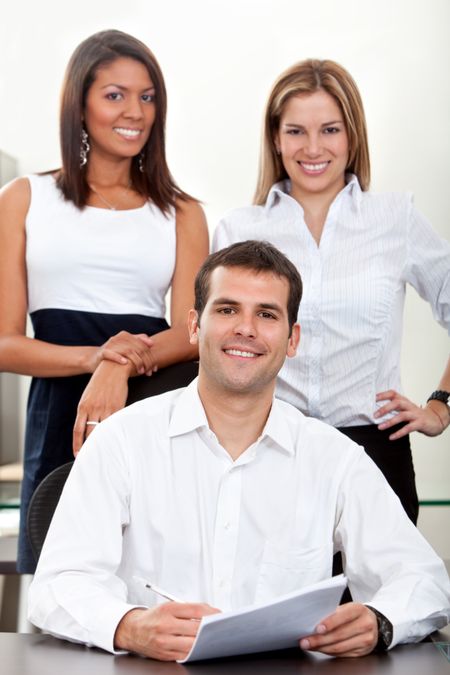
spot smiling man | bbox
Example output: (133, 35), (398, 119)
(29, 241), (450, 661)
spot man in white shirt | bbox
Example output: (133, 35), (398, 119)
(28, 241), (450, 661)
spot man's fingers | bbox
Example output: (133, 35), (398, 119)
(167, 602), (220, 620)
(315, 603), (363, 630)
(300, 604), (377, 657)
(145, 634), (195, 661)
(301, 633), (375, 657)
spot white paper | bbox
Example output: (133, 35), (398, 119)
(180, 575), (347, 663)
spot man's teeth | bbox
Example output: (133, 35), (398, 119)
(301, 162), (328, 171)
(114, 128), (141, 137)
(225, 349), (257, 358)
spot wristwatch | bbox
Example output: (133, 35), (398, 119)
(366, 606), (393, 652)
(427, 390), (450, 405)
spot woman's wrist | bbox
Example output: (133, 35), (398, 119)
(426, 399), (450, 432)
(79, 346), (101, 374)
(94, 359), (134, 380)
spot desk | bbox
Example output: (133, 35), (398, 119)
(1, 632), (449, 675)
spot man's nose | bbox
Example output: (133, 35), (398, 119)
(233, 313), (256, 338)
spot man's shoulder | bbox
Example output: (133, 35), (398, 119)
(273, 397), (364, 461)
(102, 386), (186, 434)
(123, 386), (184, 415)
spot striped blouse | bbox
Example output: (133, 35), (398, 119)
(212, 176), (450, 427)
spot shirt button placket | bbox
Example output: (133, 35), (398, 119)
(212, 467), (242, 610)
(309, 247), (322, 418)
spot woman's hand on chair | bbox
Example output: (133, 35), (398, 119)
(89, 331), (156, 375)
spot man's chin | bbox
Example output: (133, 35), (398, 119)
(214, 373), (273, 395)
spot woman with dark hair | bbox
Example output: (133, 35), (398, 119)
(0, 29), (208, 572)
(213, 59), (450, 525)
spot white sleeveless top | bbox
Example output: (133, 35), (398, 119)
(25, 174), (176, 318)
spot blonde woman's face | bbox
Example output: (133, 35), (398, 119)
(275, 89), (349, 205)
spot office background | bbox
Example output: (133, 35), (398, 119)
(0, 0), (449, 555)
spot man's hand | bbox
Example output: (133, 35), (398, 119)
(114, 603), (220, 661)
(299, 603), (378, 657)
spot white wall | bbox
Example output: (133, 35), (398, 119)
(0, 1), (449, 512)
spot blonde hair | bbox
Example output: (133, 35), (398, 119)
(254, 59), (370, 204)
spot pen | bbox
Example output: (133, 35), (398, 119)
(133, 575), (184, 603)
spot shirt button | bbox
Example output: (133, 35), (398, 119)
(223, 521), (231, 530)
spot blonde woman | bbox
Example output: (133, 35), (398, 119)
(213, 59), (450, 524)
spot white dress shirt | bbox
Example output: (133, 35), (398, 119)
(28, 380), (450, 654)
(213, 177), (450, 426)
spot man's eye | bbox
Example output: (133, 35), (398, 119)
(218, 308), (235, 315)
(259, 312), (276, 319)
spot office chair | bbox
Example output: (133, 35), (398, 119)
(126, 360), (198, 405)
(26, 461), (74, 563)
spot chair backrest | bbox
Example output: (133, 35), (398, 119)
(126, 360), (198, 405)
(27, 461), (74, 563)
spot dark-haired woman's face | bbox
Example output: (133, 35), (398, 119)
(84, 57), (155, 162)
(275, 89), (348, 204)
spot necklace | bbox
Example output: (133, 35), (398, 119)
(89, 181), (132, 210)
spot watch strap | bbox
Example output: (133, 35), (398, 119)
(366, 606), (393, 652)
(427, 390), (450, 405)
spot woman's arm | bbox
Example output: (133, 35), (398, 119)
(375, 356), (450, 439)
(374, 203), (450, 440)
(72, 199), (209, 453)
(0, 179), (155, 377)
(142, 198), (209, 367)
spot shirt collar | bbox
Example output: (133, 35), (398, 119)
(265, 173), (363, 212)
(168, 379), (295, 456)
(168, 378), (210, 438)
(261, 398), (296, 456)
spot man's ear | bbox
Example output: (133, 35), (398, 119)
(286, 323), (300, 358)
(188, 309), (199, 345)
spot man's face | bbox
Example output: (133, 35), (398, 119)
(189, 266), (300, 396)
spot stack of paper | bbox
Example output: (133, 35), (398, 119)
(180, 575), (347, 662)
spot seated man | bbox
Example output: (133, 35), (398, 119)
(29, 241), (450, 661)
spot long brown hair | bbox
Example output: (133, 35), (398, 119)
(254, 59), (370, 204)
(56, 29), (191, 212)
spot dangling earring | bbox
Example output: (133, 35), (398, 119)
(138, 150), (145, 173)
(80, 127), (90, 167)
